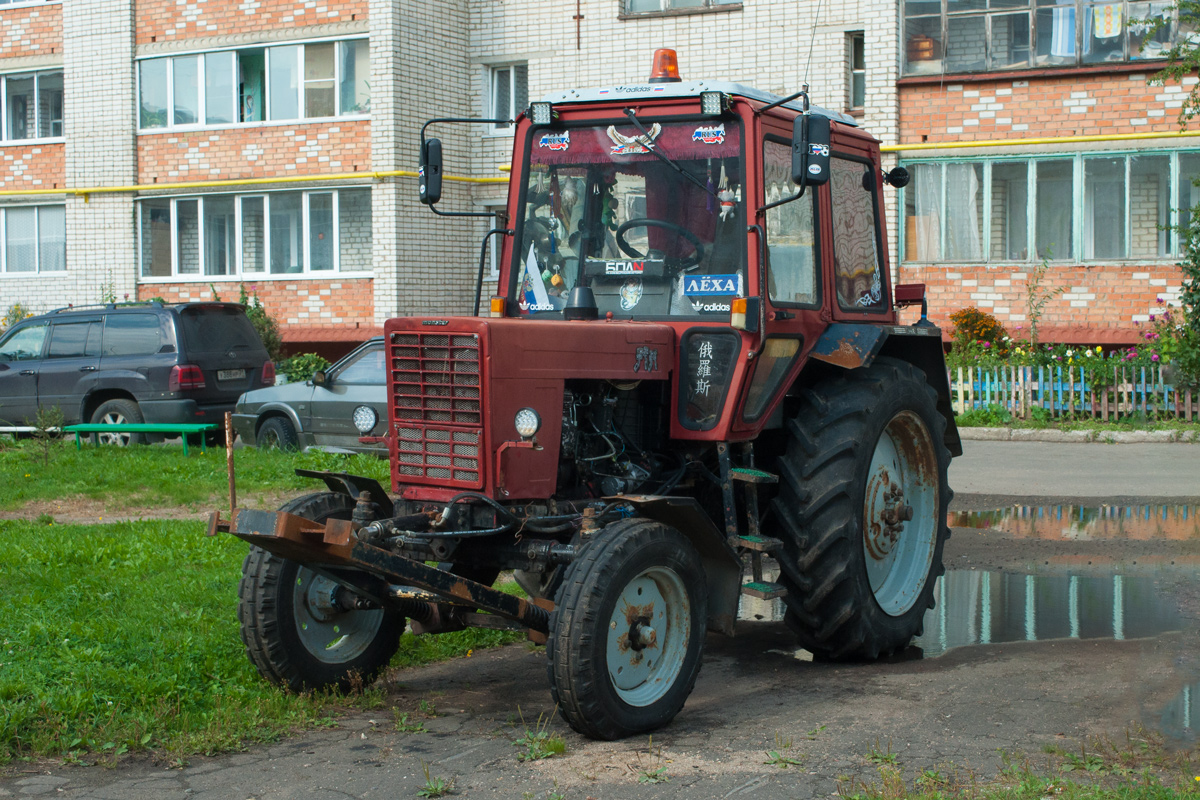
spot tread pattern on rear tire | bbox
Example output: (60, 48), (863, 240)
(237, 491), (404, 692)
(547, 518), (707, 740)
(770, 357), (952, 661)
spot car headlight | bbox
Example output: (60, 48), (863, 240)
(353, 405), (378, 434)
(514, 407), (541, 439)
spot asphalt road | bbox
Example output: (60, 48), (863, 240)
(3, 440), (1198, 799)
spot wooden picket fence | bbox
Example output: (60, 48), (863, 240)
(949, 365), (1198, 421)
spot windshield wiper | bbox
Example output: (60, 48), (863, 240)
(622, 109), (717, 200)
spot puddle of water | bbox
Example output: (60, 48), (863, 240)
(1160, 682), (1200, 746)
(950, 504), (1200, 541)
(914, 569), (1186, 657)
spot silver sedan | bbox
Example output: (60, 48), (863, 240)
(233, 337), (387, 455)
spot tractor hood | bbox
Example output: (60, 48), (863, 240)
(383, 316), (675, 500)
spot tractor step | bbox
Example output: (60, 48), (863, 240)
(742, 581), (787, 600)
(730, 534), (783, 552)
(730, 467), (779, 484)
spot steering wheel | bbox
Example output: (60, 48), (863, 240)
(615, 218), (706, 272)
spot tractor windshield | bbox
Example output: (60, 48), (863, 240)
(511, 119), (745, 319)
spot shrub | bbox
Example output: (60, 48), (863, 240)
(1, 303), (33, 333)
(950, 307), (1008, 349)
(278, 353), (331, 383)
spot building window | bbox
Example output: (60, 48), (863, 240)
(0, 205), (66, 274)
(138, 188), (372, 279)
(1, 71), (64, 141)
(903, 0), (1178, 74)
(487, 64), (528, 132)
(902, 151), (1188, 263)
(137, 38), (369, 131)
(625, 0), (740, 12)
(848, 32), (866, 111)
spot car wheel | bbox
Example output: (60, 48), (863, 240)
(258, 416), (299, 451)
(90, 399), (147, 446)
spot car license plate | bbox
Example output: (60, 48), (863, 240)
(218, 369), (245, 381)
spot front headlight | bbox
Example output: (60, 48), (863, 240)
(514, 407), (541, 439)
(353, 405), (378, 434)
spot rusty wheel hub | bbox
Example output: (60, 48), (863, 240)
(862, 410), (939, 617)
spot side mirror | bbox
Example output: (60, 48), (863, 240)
(792, 114), (830, 187)
(884, 166), (911, 188)
(311, 369), (329, 388)
(419, 138), (443, 205)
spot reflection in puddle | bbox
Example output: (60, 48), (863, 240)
(1160, 682), (1200, 745)
(914, 570), (1185, 656)
(950, 504), (1200, 540)
(737, 567), (1189, 658)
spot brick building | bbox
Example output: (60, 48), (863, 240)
(896, 0), (1200, 343)
(10, 0), (1184, 349)
(0, 0), (890, 354)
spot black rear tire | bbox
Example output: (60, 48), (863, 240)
(547, 518), (706, 740)
(258, 416), (299, 451)
(237, 491), (405, 692)
(90, 399), (146, 446)
(769, 357), (952, 660)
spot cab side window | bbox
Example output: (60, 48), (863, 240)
(764, 139), (818, 306)
(0, 323), (48, 362)
(830, 157), (885, 311)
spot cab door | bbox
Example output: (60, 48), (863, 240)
(736, 130), (828, 428)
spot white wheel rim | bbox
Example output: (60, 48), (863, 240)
(605, 566), (691, 707)
(98, 411), (131, 446)
(862, 410), (939, 616)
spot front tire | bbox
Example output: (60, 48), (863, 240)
(90, 399), (146, 446)
(770, 357), (951, 660)
(547, 518), (707, 740)
(237, 492), (405, 691)
(258, 416), (299, 451)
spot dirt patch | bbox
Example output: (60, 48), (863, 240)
(0, 491), (305, 525)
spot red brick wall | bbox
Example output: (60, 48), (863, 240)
(137, 121), (369, 184)
(0, 2), (62, 58)
(0, 142), (64, 189)
(137, 277), (376, 340)
(900, 263), (1182, 344)
(135, 0), (367, 44)
(899, 68), (1193, 143)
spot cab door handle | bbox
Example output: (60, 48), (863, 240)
(20, 369), (36, 376)
(79, 365), (97, 372)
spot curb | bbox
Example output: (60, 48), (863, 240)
(958, 427), (1200, 443)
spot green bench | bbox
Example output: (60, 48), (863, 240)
(64, 423), (220, 455)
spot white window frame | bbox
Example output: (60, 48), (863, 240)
(624, 0), (740, 12)
(138, 189), (370, 281)
(900, 150), (1192, 264)
(0, 204), (67, 276)
(486, 63), (527, 135)
(136, 37), (370, 132)
(0, 70), (65, 143)
(848, 32), (866, 112)
(0, 0), (60, 8)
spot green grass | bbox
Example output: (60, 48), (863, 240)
(0, 517), (521, 765)
(0, 438), (390, 512)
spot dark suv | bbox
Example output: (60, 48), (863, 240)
(0, 302), (273, 444)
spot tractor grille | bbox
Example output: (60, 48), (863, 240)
(389, 331), (484, 487)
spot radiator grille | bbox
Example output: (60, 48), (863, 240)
(389, 331), (484, 487)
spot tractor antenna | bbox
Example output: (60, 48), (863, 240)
(802, 0), (825, 88)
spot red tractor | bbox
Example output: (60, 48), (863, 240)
(212, 50), (961, 741)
